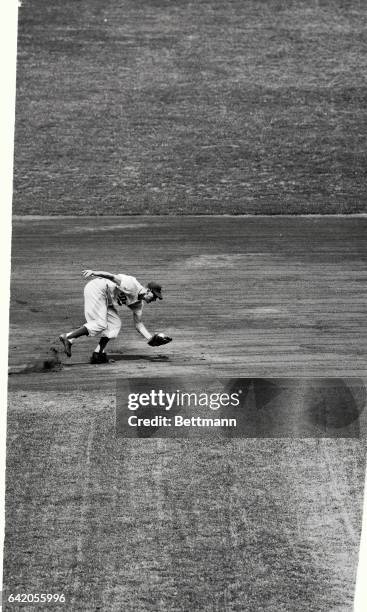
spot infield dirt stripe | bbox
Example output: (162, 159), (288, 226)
(8, 216), (367, 389)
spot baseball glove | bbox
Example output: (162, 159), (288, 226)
(148, 333), (172, 347)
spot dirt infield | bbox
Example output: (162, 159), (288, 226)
(4, 215), (367, 610)
(8, 215), (367, 389)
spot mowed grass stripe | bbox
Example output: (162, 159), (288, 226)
(4, 390), (366, 610)
(14, 0), (367, 214)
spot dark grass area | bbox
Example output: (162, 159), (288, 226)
(3, 391), (366, 610)
(13, 0), (367, 215)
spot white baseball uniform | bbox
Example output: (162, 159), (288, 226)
(84, 275), (145, 338)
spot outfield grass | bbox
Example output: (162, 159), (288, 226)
(13, 0), (367, 214)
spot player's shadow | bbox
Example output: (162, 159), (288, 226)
(109, 353), (170, 363)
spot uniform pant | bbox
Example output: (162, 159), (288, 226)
(83, 278), (121, 338)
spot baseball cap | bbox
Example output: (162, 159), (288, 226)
(147, 281), (163, 300)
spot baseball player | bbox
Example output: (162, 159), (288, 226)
(59, 269), (172, 363)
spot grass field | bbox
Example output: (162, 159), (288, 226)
(3, 216), (367, 610)
(8, 0), (367, 607)
(4, 403), (365, 611)
(13, 0), (367, 215)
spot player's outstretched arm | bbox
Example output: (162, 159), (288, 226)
(130, 303), (152, 341)
(82, 269), (121, 284)
(130, 303), (172, 346)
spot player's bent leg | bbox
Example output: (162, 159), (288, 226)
(84, 319), (109, 336)
(96, 337), (110, 353)
(59, 325), (89, 357)
(90, 336), (111, 364)
(105, 308), (122, 339)
(90, 309), (121, 364)
(59, 334), (73, 357)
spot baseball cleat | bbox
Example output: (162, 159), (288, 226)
(90, 352), (109, 364)
(59, 334), (72, 357)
